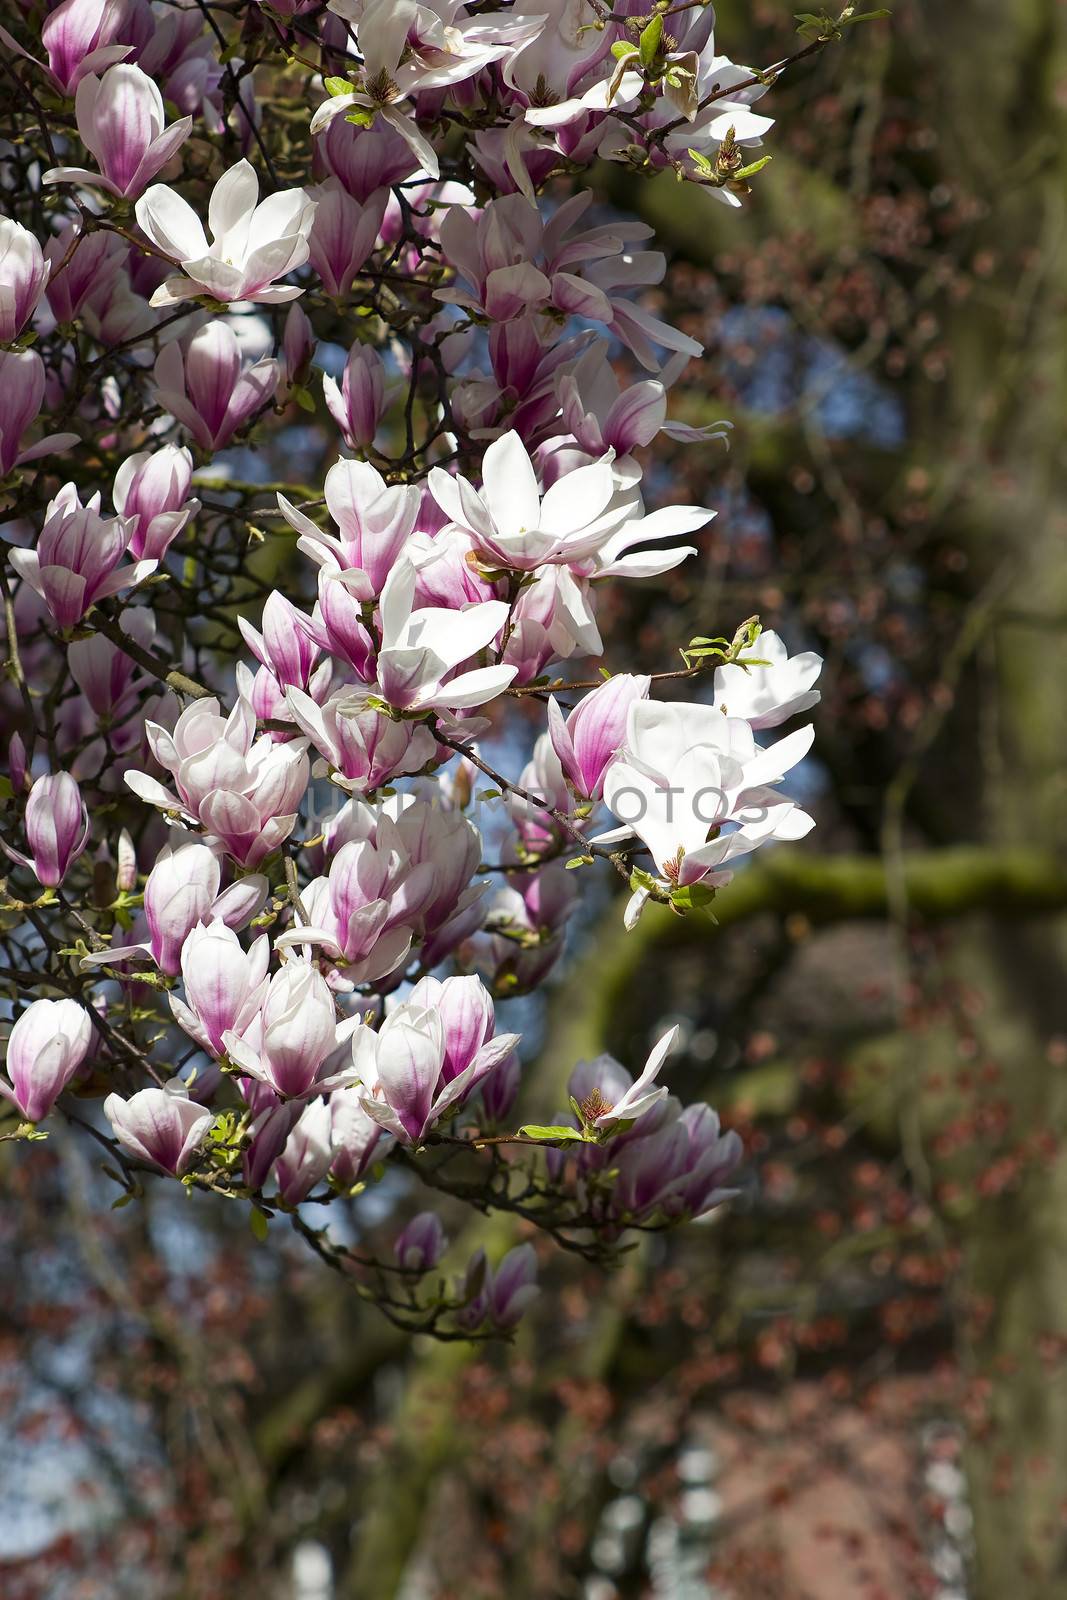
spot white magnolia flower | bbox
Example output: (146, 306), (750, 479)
(598, 698), (815, 892)
(430, 430), (710, 574)
(135, 159), (317, 307)
(590, 1026), (680, 1131)
(314, 0), (544, 180)
(371, 557), (516, 712)
(713, 631), (822, 729)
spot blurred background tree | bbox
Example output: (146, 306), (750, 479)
(4, 1), (1067, 1596)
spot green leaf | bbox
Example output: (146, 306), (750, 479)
(323, 76), (355, 96)
(0, 776), (13, 801)
(639, 14), (663, 67)
(565, 854), (594, 869)
(292, 385), (316, 413)
(518, 1124), (587, 1144)
(670, 881), (719, 913)
(734, 155), (773, 181)
(249, 1208), (269, 1242)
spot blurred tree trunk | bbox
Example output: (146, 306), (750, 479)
(913, 2), (1067, 1590)
(608, 1), (1067, 1589)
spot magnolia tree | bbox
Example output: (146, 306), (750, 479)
(0, 0), (859, 1340)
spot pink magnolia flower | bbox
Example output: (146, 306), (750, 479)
(277, 303), (315, 404)
(0, 219), (50, 343)
(394, 1211), (446, 1272)
(457, 1242), (539, 1331)
(223, 961), (360, 1100)
(308, 178), (386, 297)
(558, 345), (731, 457)
(5, 772), (89, 887)
(275, 827), (434, 986)
(405, 974), (508, 1087)
(329, 1087), (393, 1186)
(135, 159), (317, 307)
(298, 567), (377, 679)
(113, 445), (200, 561)
(125, 681), (310, 868)
(80, 840), (268, 976)
(315, 118), (419, 202)
(286, 689), (436, 795)
(43, 65), (192, 199)
(274, 1099), (333, 1204)
(0, 351), (80, 478)
(104, 1080), (213, 1175)
(569, 1027), (680, 1133)
(547, 673), (650, 801)
(311, 0), (541, 180)
(480, 1049), (521, 1125)
(322, 343), (388, 451)
(45, 226), (128, 324)
(152, 322), (279, 453)
(9, 481), (153, 629)
(0, 0), (137, 98)
(277, 458), (420, 602)
(1, 998), (94, 1123)
(353, 988), (519, 1145)
(67, 608), (154, 723)
(239, 592), (322, 692)
(169, 921), (271, 1057)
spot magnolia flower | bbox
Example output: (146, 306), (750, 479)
(430, 430), (708, 574)
(308, 178), (386, 298)
(135, 159), (317, 307)
(152, 323), (279, 453)
(239, 592), (321, 693)
(0, 351), (80, 478)
(1, 998), (94, 1123)
(558, 345), (730, 457)
(67, 609), (154, 723)
(329, 1088), (393, 1186)
(457, 1242), (539, 1331)
(5, 772), (89, 887)
(274, 1099), (334, 1204)
(353, 990), (519, 1144)
(43, 65), (192, 199)
(169, 922), (271, 1057)
(0, 0), (135, 98)
(223, 960), (361, 1099)
(113, 445), (200, 562)
(322, 342), (389, 451)
(79, 840), (268, 976)
(570, 1027), (680, 1133)
(44, 225), (126, 324)
(125, 678), (310, 868)
(597, 699), (815, 917)
(313, 0), (541, 180)
(286, 689), (436, 793)
(548, 673), (650, 801)
(394, 1211), (446, 1272)
(372, 558), (516, 713)
(104, 1081), (213, 1175)
(713, 631), (823, 729)
(9, 482), (153, 629)
(277, 458), (420, 601)
(275, 828), (427, 986)
(0, 219), (51, 343)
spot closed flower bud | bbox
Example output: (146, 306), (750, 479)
(1, 998), (94, 1122)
